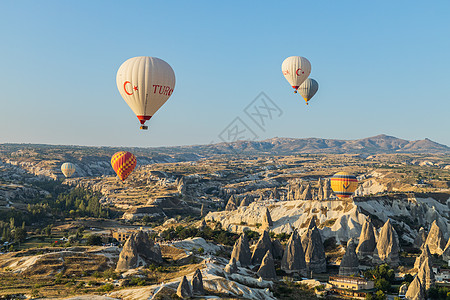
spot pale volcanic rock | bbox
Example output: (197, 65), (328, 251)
(206, 196), (450, 246)
(230, 233), (251, 267)
(354, 179), (387, 196)
(225, 198), (237, 211)
(205, 200), (366, 244)
(322, 179), (333, 200)
(224, 257), (238, 274)
(177, 275), (193, 299)
(424, 220), (446, 255)
(192, 268), (204, 295)
(256, 251), (277, 280)
(281, 231), (306, 275)
(399, 283), (408, 296)
(262, 207), (273, 229)
(200, 204), (205, 217)
(301, 184), (313, 200)
(356, 218), (376, 260)
(339, 239), (359, 276)
(271, 239), (284, 260)
(417, 256), (435, 290)
(251, 230), (274, 265)
(415, 227), (427, 248)
(405, 276), (425, 300)
(414, 245), (432, 270)
(240, 196), (251, 207)
(372, 219), (399, 266)
(116, 231), (162, 271)
(442, 238), (450, 262)
(302, 218), (326, 273)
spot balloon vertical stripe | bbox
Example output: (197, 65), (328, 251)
(330, 172), (358, 199)
(111, 151), (137, 181)
(61, 162), (76, 178)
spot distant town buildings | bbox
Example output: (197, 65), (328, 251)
(329, 276), (375, 299)
(111, 227), (153, 243)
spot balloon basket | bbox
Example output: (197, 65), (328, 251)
(294, 90), (297, 93)
(140, 125), (148, 130)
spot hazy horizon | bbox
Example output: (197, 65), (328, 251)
(1, 133), (449, 149)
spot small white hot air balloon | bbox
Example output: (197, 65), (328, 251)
(298, 78), (319, 105)
(281, 56), (311, 93)
(116, 56), (176, 130)
(61, 162), (76, 178)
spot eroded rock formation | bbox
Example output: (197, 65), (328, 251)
(372, 219), (399, 266)
(339, 239), (359, 276)
(256, 250), (276, 280)
(231, 233), (251, 266)
(281, 230), (306, 275)
(116, 231), (162, 271)
(356, 218), (376, 260)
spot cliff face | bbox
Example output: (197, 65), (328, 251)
(206, 195), (450, 245)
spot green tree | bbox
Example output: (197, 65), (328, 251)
(365, 294), (373, 300)
(375, 278), (390, 292)
(14, 227), (27, 243)
(375, 290), (386, 300)
(87, 234), (102, 246)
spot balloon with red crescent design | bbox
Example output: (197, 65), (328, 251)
(116, 56), (176, 130)
(330, 172), (358, 199)
(111, 151), (137, 181)
(281, 56), (311, 93)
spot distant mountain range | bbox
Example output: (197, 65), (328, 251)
(176, 134), (450, 155)
(1, 135), (449, 158)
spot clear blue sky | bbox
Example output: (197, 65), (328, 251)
(1, 1), (449, 147)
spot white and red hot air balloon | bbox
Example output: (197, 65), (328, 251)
(281, 56), (311, 93)
(116, 56), (176, 130)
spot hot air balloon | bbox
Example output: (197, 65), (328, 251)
(298, 78), (319, 105)
(61, 162), (76, 178)
(330, 172), (358, 199)
(281, 56), (311, 93)
(116, 56), (176, 130)
(111, 151), (137, 181)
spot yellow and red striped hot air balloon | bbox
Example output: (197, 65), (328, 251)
(111, 151), (137, 181)
(330, 172), (358, 199)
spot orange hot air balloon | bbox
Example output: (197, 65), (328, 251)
(111, 151), (137, 181)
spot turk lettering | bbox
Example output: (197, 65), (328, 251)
(152, 85), (173, 96)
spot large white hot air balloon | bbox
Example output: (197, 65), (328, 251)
(281, 56), (311, 93)
(61, 162), (76, 178)
(116, 56), (176, 130)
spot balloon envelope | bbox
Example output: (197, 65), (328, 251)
(116, 56), (175, 128)
(111, 151), (137, 181)
(61, 163), (76, 178)
(281, 56), (311, 92)
(298, 78), (319, 105)
(330, 172), (358, 199)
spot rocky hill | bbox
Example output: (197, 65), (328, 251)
(186, 134), (450, 155)
(206, 194), (450, 247)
